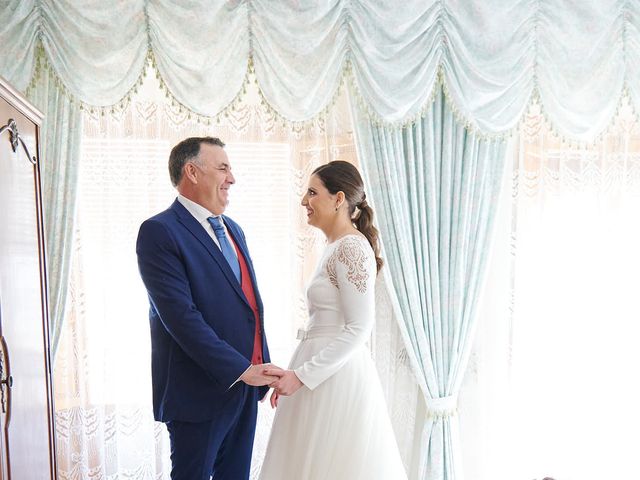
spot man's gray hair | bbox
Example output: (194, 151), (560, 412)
(168, 136), (226, 187)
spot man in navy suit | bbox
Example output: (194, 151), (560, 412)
(136, 137), (279, 480)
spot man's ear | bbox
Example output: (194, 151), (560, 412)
(183, 163), (198, 184)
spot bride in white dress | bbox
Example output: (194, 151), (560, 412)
(259, 161), (407, 480)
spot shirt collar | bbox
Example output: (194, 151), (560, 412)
(177, 194), (219, 225)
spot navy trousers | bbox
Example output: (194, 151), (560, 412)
(166, 385), (259, 480)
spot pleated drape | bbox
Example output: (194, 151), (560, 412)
(27, 66), (82, 359)
(353, 88), (507, 479)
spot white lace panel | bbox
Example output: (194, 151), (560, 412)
(326, 236), (371, 293)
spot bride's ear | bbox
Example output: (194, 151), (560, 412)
(335, 191), (345, 210)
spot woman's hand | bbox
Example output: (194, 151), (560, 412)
(265, 368), (303, 397)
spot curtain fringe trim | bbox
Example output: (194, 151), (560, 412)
(24, 43), (640, 143)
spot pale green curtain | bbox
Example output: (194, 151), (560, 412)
(353, 88), (507, 479)
(26, 65), (82, 359)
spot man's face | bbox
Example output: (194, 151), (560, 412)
(191, 143), (235, 215)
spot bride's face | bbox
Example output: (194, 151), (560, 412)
(301, 174), (337, 230)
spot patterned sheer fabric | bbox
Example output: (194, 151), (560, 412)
(457, 99), (640, 480)
(53, 72), (419, 480)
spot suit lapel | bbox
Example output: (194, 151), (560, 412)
(171, 201), (249, 307)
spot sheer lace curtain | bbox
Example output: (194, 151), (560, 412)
(52, 71), (418, 480)
(458, 100), (640, 480)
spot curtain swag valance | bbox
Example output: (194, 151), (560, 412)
(2, 0), (640, 140)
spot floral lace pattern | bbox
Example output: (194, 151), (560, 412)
(326, 236), (371, 293)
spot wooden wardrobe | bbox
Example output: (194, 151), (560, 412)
(0, 77), (57, 478)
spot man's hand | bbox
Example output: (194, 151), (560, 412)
(240, 363), (283, 387)
(269, 389), (279, 409)
(265, 368), (303, 396)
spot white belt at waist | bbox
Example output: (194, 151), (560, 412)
(297, 325), (345, 341)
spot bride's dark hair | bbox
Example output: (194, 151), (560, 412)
(312, 161), (383, 273)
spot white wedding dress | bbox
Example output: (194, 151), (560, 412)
(259, 234), (407, 480)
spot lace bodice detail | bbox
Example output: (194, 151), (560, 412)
(326, 235), (371, 293)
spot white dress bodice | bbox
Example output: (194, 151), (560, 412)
(294, 233), (376, 390)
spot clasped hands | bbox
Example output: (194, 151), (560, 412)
(239, 363), (303, 409)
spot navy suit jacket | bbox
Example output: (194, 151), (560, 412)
(136, 199), (270, 423)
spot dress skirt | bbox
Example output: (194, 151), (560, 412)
(259, 337), (408, 480)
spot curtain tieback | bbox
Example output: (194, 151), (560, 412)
(425, 395), (457, 419)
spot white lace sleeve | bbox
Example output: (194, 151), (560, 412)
(294, 236), (377, 390)
(326, 236), (371, 293)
